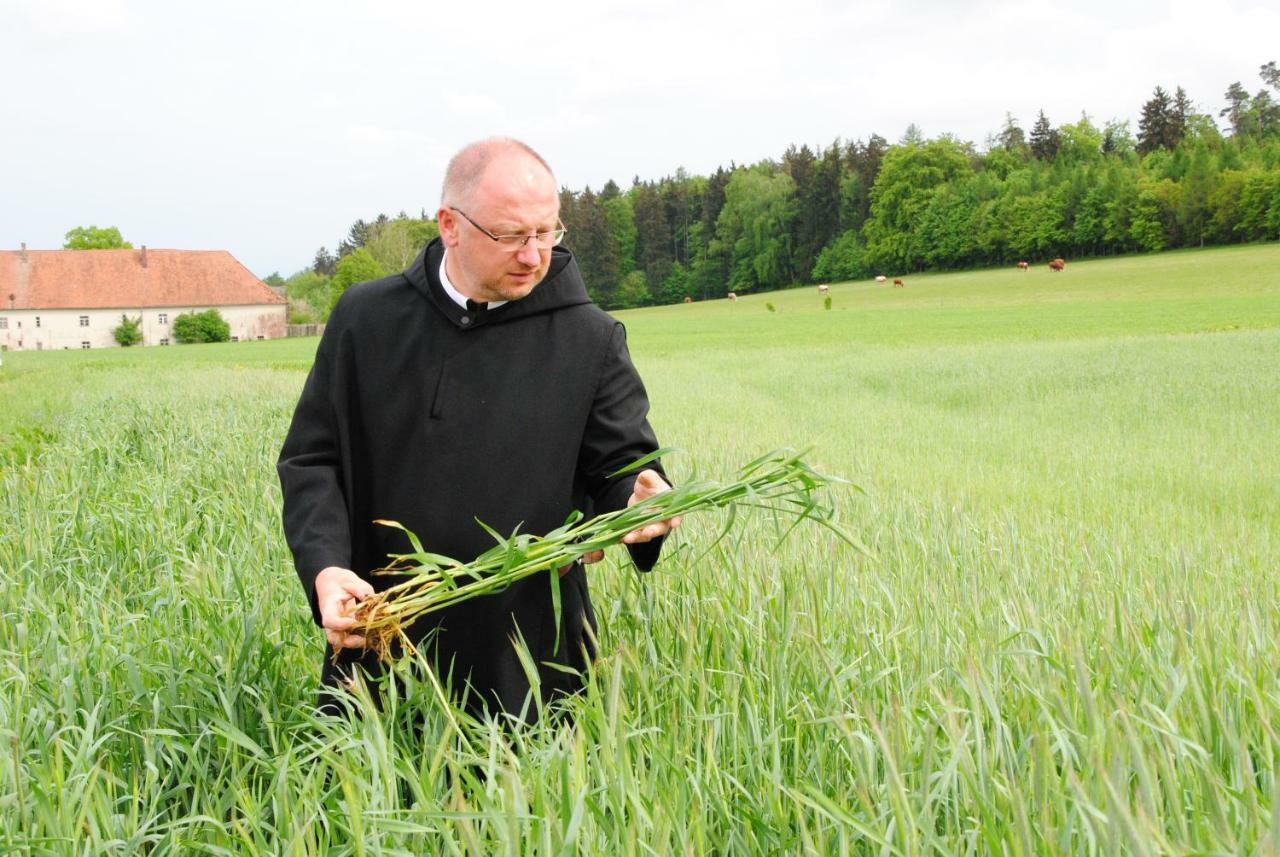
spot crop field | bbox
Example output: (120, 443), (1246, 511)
(1, 243), (1279, 853)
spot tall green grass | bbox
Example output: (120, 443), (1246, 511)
(1, 243), (1278, 852)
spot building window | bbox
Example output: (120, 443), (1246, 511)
(160, 338), (169, 346)
(0, 317), (7, 329)
(35, 316), (41, 328)
(158, 313), (168, 324)
(79, 315), (89, 327)
(81, 341), (91, 349)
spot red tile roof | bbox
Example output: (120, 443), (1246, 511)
(0, 248), (286, 310)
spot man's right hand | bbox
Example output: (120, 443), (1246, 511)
(315, 566), (375, 649)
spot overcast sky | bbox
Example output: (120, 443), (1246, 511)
(3, 0), (1276, 278)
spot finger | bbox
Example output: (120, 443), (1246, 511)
(557, 562), (572, 577)
(327, 630), (367, 649)
(623, 521), (669, 544)
(638, 468), (668, 489)
(346, 580), (375, 600)
(581, 549), (605, 564)
(323, 612), (357, 632)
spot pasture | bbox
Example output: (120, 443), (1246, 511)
(1, 243), (1278, 853)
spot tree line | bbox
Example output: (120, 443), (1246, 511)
(285, 61), (1279, 317)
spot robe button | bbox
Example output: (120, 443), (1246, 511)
(460, 315), (471, 326)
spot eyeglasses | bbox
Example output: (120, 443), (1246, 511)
(451, 208), (567, 250)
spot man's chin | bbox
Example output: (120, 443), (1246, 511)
(498, 274), (542, 301)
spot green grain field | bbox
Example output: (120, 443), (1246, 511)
(2, 244), (1278, 854)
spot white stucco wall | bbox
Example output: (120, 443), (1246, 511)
(0, 305), (286, 351)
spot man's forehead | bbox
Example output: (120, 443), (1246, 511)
(471, 168), (559, 224)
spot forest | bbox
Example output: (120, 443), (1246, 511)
(281, 62), (1280, 318)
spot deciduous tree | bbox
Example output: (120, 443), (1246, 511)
(63, 225), (132, 249)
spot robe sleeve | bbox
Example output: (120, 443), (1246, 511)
(277, 324), (354, 625)
(578, 322), (668, 572)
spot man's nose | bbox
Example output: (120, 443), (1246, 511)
(515, 240), (542, 266)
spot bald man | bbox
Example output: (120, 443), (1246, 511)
(278, 138), (678, 721)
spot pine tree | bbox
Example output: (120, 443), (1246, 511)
(997, 113), (1027, 152)
(1220, 82), (1252, 137)
(1170, 86), (1192, 147)
(783, 144), (822, 278)
(1261, 60), (1279, 92)
(632, 181), (671, 294)
(1137, 86), (1174, 153)
(1252, 89), (1280, 137)
(1029, 110), (1061, 160)
(313, 247), (337, 277)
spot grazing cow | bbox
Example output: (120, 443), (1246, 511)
(1049, 258), (1065, 272)
(875, 275), (887, 283)
(683, 296), (692, 303)
(817, 284), (830, 294)
(893, 278), (905, 288)
(1017, 261), (1029, 271)
(727, 292), (738, 301)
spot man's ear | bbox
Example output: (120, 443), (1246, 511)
(437, 207), (461, 248)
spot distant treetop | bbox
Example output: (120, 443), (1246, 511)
(64, 225), (132, 250)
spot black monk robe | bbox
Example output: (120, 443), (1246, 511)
(277, 238), (666, 718)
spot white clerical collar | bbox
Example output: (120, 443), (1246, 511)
(439, 250), (507, 310)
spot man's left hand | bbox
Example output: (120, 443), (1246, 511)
(621, 468), (682, 545)
(558, 468), (680, 576)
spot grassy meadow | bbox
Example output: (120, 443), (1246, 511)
(1, 243), (1278, 853)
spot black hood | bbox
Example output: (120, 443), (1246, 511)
(402, 237), (593, 330)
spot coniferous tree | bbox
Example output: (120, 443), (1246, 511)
(814, 142), (845, 238)
(1220, 82), (1252, 137)
(1261, 60), (1279, 92)
(1029, 110), (1061, 160)
(997, 113), (1027, 152)
(632, 181), (672, 294)
(1251, 89), (1280, 138)
(570, 187), (619, 304)
(1137, 86), (1174, 153)
(783, 144), (824, 279)
(313, 246), (337, 277)
(337, 219), (371, 258)
(1171, 87), (1193, 146)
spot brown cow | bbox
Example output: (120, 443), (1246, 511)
(1017, 261), (1029, 271)
(683, 296), (692, 303)
(893, 278), (905, 288)
(1049, 258), (1065, 272)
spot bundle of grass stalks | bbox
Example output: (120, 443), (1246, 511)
(350, 448), (862, 661)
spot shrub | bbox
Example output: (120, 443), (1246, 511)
(112, 315), (143, 347)
(172, 309), (231, 344)
(613, 271), (650, 309)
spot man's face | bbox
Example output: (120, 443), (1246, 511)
(438, 155), (561, 304)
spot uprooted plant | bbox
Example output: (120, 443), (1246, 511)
(348, 448), (865, 661)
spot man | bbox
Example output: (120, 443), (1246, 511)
(277, 138), (678, 720)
